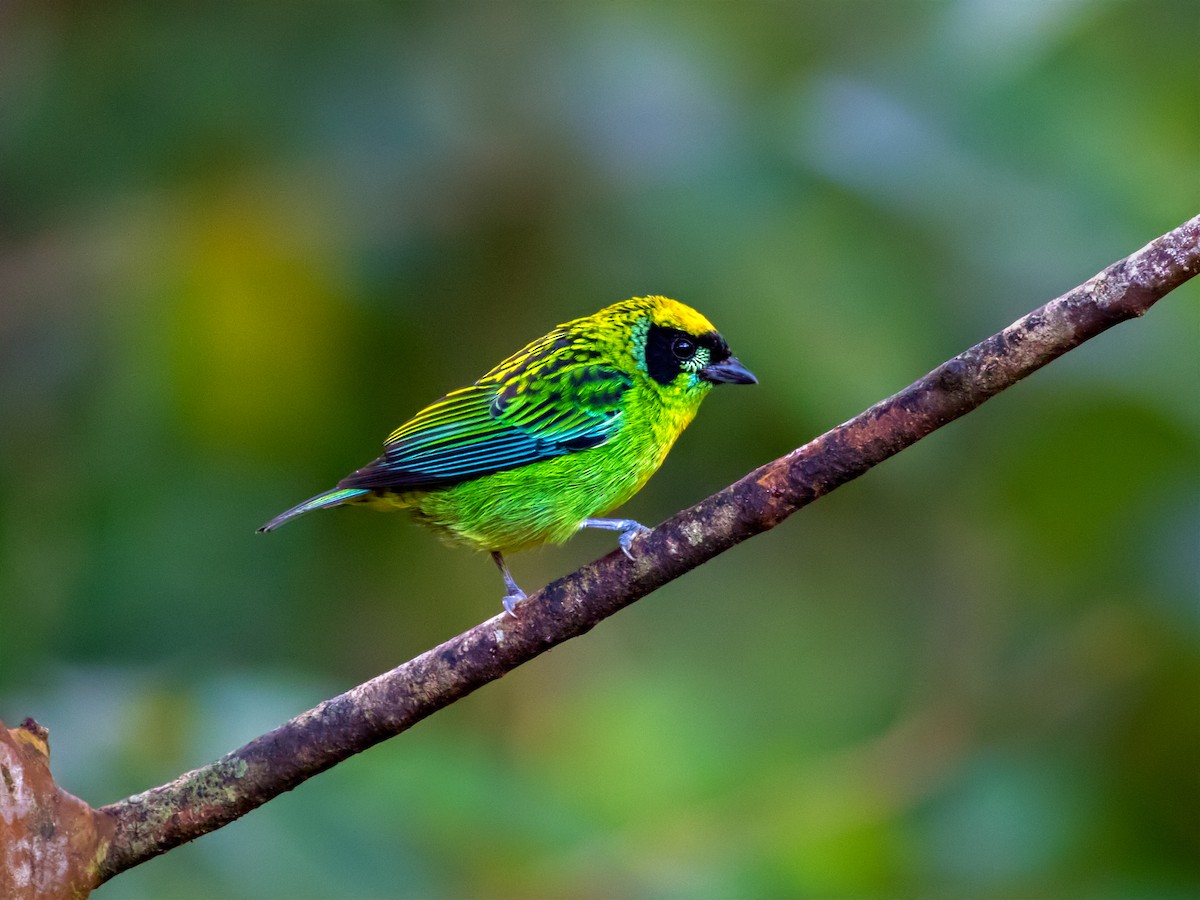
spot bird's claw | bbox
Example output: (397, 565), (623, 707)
(618, 524), (652, 560)
(579, 517), (651, 561)
(502, 588), (527, 618)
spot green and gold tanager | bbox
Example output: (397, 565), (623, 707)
(259, 296), (756, 614)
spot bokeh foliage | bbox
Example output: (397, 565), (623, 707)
(1, 2), (1197, 897)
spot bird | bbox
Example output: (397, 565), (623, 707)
(258, 295), (756, 615)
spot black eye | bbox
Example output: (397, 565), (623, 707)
(671, 337), (697, 360)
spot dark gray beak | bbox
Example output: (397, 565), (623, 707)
(700, 356), (757, 385)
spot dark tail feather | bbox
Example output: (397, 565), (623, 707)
(257, 487), (370, 533)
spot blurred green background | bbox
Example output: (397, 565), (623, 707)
(1, 2), (1197, 897)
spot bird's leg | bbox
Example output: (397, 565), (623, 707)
(491, 551), (526, 618)
(580, 518), (651, 560)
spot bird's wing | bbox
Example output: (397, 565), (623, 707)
(337, 364), (632, 491)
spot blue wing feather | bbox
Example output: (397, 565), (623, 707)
(338, 365), (630, 492)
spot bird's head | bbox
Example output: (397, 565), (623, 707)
(618, 295), (757, 393)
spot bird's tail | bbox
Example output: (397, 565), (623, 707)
(257, 487), (370, 533)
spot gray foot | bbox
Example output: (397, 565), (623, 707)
(580, 518), (652, 560)
(492, 551), (527, 618)
(501, 587), (527, 618)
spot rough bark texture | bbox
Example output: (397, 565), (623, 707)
(0, 720), (114, 899)
(4, 217), (1198, 895)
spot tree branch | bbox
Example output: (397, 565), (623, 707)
(89, 215), (1198, 885)
(0, 720), (113, 899)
